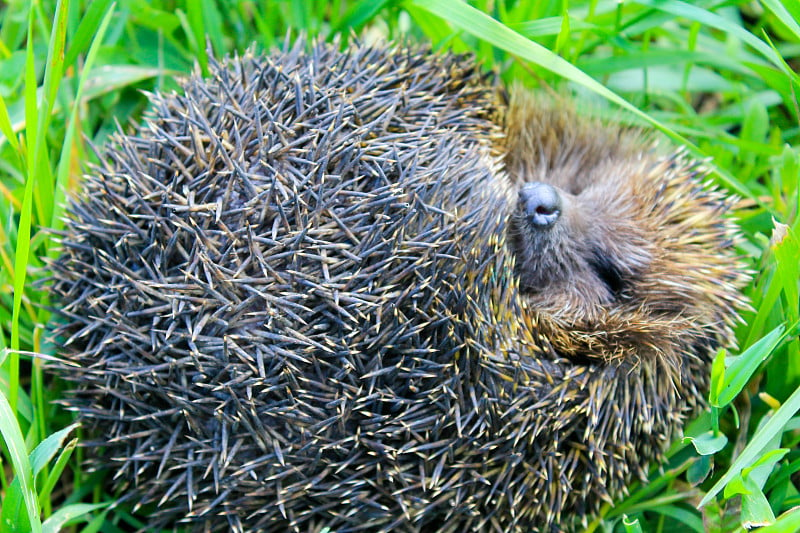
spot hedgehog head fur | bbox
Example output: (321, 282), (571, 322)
(50, 38), (749, 532)
(503, 92), (745, 374)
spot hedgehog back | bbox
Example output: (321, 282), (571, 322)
(51, 41), (529, 532)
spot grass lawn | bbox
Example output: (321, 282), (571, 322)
(1, 1), (799, 531)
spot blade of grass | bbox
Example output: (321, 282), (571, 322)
(757, 507), (800, 533)
(333, 0), (393, 34)
(32, 0), (69, 228)
(183, 2), (208, 74)
(0, 389), (41, 533)
(29, 423), (79, 475)
(713, 324), (788, 408)
(0, 92), (20, 153)
(622, 515), (644, 533)
(634, 0), (793, 77)
(760, 32), (800, 124)
(8, 0), (69, 447)
(10, 0), (41, 416)
(37, 438), (77, 512)
(49, 1), (116, 241)
(761, 0), (800, 42)
(41, 503), (108, 533)
(63, 0), (114, 67)
(699, 382), (800, 507)
(637, 504), (704, 532)
(31, 423), (78, 511)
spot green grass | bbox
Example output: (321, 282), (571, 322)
(1, 0), (799, 531)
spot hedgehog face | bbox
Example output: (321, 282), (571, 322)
(508, 177), (652, 320)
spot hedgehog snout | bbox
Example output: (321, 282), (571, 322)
(519, 182), (561, 227)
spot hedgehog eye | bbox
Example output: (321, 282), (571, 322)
(588, 247), (625, 297)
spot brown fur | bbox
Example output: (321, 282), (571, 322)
(502, 90), (746, 373)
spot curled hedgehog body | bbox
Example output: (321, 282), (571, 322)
(51, 39), (748, 532)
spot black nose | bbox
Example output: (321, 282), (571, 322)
(519, 182), (561, 227)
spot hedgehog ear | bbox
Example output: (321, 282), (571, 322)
(587, 230), (652, 298)
(588, 247), (626, 296)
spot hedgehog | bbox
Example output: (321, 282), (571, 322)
(49, 38), (749, 532)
